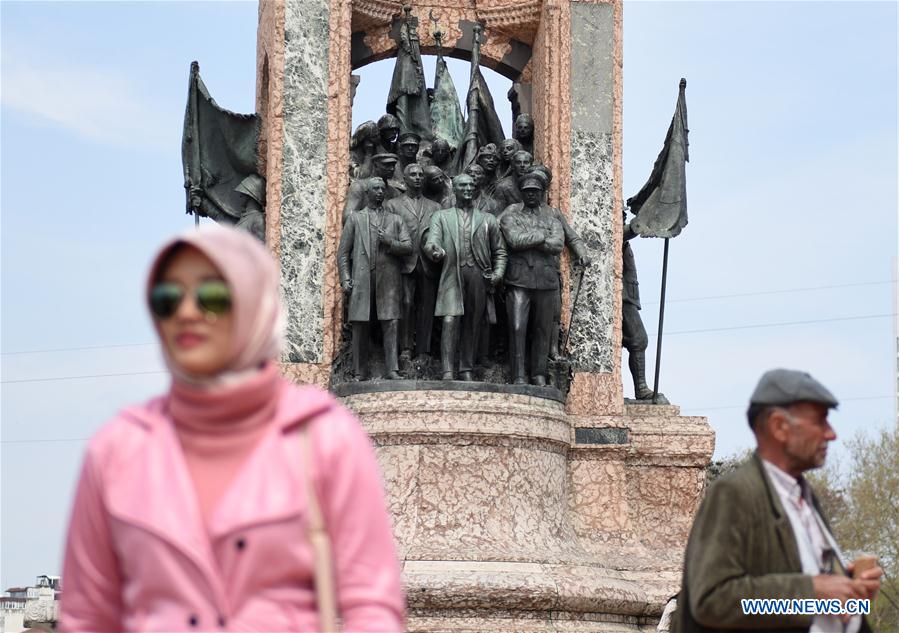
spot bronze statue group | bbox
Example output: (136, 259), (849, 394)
(338, 115), (594, 388)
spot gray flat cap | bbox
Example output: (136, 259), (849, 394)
(749, 368), (839, 409)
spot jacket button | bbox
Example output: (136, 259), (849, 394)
(235, 538), (246, 550)
(188, 614), (199, 627)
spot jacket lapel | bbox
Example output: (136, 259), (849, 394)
(359, 209), (371, 259)
(105, 407), (224, 599)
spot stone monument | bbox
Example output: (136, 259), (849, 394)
(254, 1), (714, 630)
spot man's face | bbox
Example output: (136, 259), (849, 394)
(478, 153), (498, 173)
(464, 165), (485, 188)
(521, 187), (542, 208)
(368, 180), (386, 205)
(775, 403), (837, 472)
(404, 165), (424, 191)
(400, 142), (419, 160)
(375, 161), (396, 179)
(514, 117), (534, 140)
(380, 127), (399, 146)
(453, 176), (476, 203)
(513, 153), (533, 177)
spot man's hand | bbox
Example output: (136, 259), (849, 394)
(340, 279), (353, 294)
(574, 247), (592, 267)
(847, 562), (884, 600)
(813, 574), (870, 623)
(428, 244), (445, 262)
(489, 271), (503, 287)
(378, 227), (392, 246)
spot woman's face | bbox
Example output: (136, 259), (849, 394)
(154, 246), (234, 376)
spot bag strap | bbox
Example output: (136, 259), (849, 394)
(299, 423), (339, 632)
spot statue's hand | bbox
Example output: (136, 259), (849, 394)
(489, 271), (503, 287)
(577, 251), (592, 267)
(378, 227), (392, 246)
(341, 279), (353, 294)
(429, 244), (445, 262)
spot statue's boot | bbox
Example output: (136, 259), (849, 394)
(629, 350), (654, 400)
(441, 318), (457, 380)
(548, 319), (561, 361)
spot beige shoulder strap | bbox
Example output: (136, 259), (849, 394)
(299, 424), (339, 632)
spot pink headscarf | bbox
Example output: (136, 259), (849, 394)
(146, 225), (285, 386)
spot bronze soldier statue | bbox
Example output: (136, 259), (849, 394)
(376, 114), (401, 154)
(494, 150), (533, 210)
(349, 120), (379, 180)
(343, 153), (404, 223)
(497, 138), (522, 180)
(422, 165), (454, 209)
(419, 138), (456, 177)
(529, 165), (592, 360)
(476, 143), (500, 198)
(512, 114), (534, 156)
(464, 163), (500, 216)
(500, 172), (564, 386)
(384, 164), (442, 360)
(622, 211), (654, 399)
(424, 174), (507, 381)
(396, 132), (421, 178)
(337, 178), (413, 380)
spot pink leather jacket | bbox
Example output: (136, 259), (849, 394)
(60, 382), (405, 632)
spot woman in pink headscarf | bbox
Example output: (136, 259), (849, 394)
(60, 226), (405, 632)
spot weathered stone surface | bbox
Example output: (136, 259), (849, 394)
(568, 2), (616, 375)
(279, 0), (331, 363)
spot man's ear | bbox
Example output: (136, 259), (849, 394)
(766, 408), (790, 443)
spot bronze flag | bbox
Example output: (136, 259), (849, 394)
(628, 78), (689, 238)
(181, 61), (260, 224)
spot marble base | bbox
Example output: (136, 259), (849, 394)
(339, 391), (714, 631)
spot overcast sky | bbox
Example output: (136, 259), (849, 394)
(2, 1), (896, 590)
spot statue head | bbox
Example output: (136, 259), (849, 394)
(452, 174), (476, 204)
(476, 143), (499, 173)
(235, 173), (266, 207)
(518, 172), (546, 209)
(431, 138), (452, 164)
(372, 153), (399, 179)
(530, 164), (553, 187)
(500, 138), (522, 163)
(398, 132), (421, 160)
(513, 114), (534, 142)
(463, 163), (486, 189)
(512, 150), (533, 177)
(403, 163), (424, 192)
(423, 166), (445, 190)
(350, 120), (379, 154)
(367, 177), (387, 206)
(377, 114), (401, 146)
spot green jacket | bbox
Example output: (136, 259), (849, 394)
(673, 452), (871, 633)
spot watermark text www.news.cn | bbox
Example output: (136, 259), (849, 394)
(741, 599), (870, 616)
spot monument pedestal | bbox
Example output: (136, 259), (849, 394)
(341, 390), (713, 632)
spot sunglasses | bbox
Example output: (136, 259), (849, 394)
(149, 281), (232, 320)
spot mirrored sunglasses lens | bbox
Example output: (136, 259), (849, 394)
(196, 281), (232, 316)
(149, 283), (184, 319)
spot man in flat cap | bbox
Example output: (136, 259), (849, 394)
(674, 369), (882, 633)
(476, 143), (501, 199)
(343, 153), (404, 223)
(500, 172), (564, 386)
